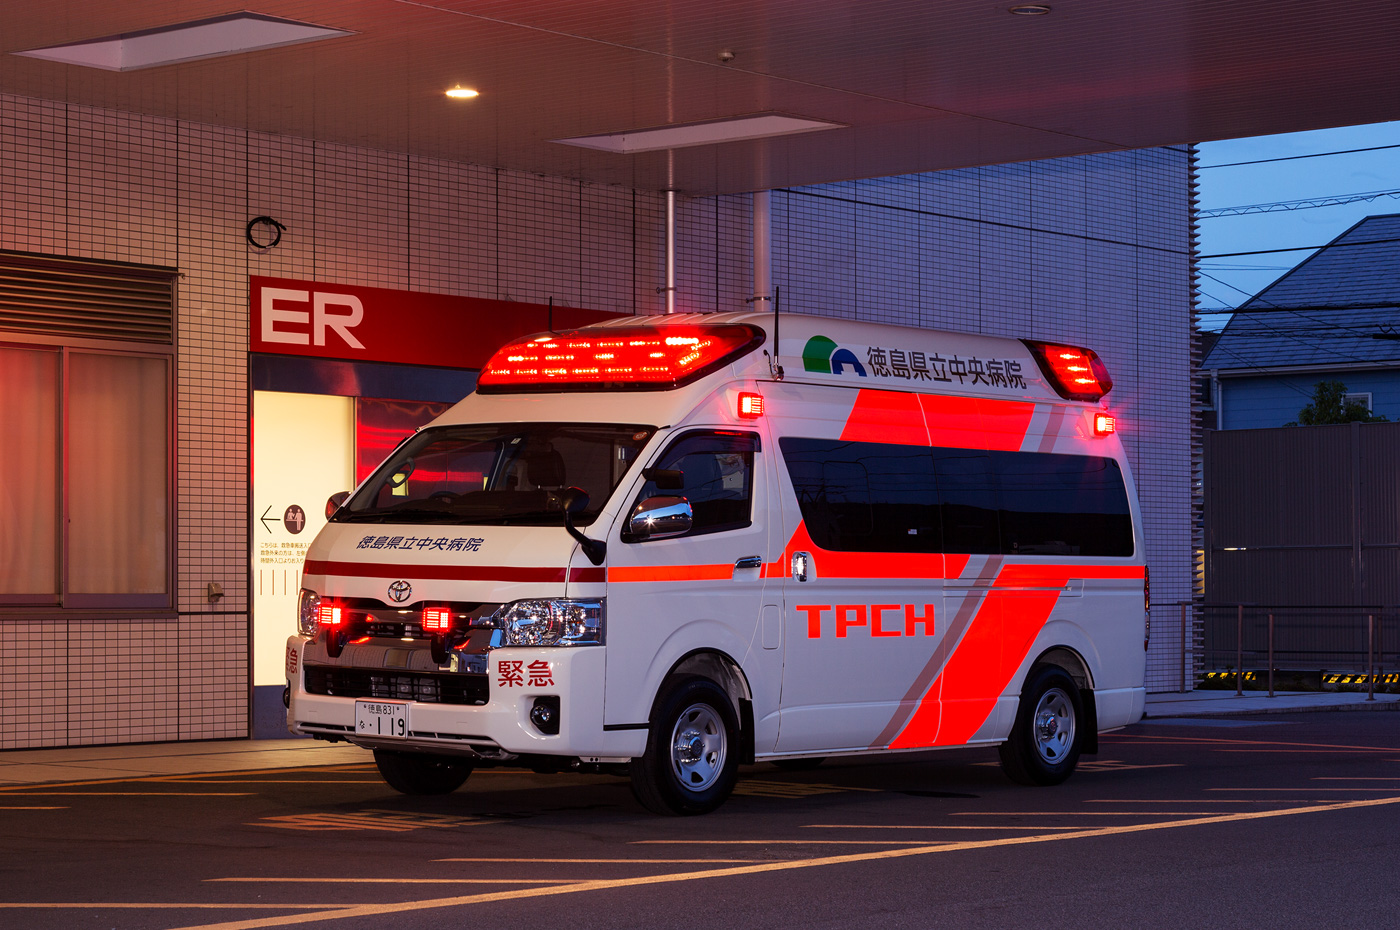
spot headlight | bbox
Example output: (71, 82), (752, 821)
(297, 588), (321, 637)
(494, 598), (604, 646)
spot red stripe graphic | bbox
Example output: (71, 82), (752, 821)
(839, 389), (928, 446)
(609, 563), (736, 583)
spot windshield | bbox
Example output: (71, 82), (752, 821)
(334, 422), (655, 526)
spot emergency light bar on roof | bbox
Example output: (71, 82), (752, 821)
(1022, 340), (1114, 402)
(476, 323), (765, 393)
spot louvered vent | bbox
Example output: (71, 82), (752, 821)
(0, 251), (175, 345)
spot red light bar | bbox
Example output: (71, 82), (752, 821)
(422, 606), (453, 633)
(1023, 340), (1114, 402)
(317, 604), (343, 627)
(1094, 413), (1116, 436)
(477, 323), (764, 393)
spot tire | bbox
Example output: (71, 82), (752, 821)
(629, 676), (740, 816)
(373, 749), (473, 795)
(998, 665), (1084, 787)
(771, 757), (825, 772)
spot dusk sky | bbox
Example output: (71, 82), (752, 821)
(1195, 120), (1400, 331)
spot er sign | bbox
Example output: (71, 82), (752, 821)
(249, 276), (622, 369)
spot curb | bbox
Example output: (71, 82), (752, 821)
(1144, 699), (1400, 719)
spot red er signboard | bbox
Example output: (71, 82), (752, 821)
(249, 276), (624, 369)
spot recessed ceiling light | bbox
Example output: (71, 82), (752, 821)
(555, 114), (845, 154)
(12, 12), (353, 72)
(1008, 4), (1052, 14)
(446, 86), (480, 99)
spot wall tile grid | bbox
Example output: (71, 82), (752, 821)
(0, 93), (661, 749)
(0, 88), (1195, 750)
(753, 149), (1195, 691)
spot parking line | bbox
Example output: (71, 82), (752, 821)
(434, 858), (758, 864)
(157, 795), (1400, 930)
(209, 878), (585, 885)
(0, 792), (254, 797)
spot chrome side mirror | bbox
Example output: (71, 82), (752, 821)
(628, 496), (693, 541)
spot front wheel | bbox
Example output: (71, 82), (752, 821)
(629, 676), (740, 815)
(373, 750), (473, 795)
(998, 665), (1084, 786)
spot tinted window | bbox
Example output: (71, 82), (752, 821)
(779, 438), (940, 552)
(632, 431), (757, 537)
(994, 451), (1132, 556)
(932, 448), (1001, 555)
(779, 436), (1134, 557)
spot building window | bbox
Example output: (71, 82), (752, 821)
(1343, 392), (1373, 412)
(0, 252), (175, 611)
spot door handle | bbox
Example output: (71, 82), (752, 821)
(734, 555), (763, 571)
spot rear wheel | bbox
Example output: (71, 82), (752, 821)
(998, 665), (1084, 786)
(373, 750), (473, 795)
(630, 675), (740, 816)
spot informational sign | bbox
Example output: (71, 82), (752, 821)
(249, 276), (622, 369)
(251, 391), (354, 687)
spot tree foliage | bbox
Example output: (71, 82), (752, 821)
(1290, 379), (1388, 426)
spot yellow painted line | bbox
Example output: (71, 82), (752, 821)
(0, 789), (252, 801)
(209, 878), (584, 885)
(1119, 734), (1399, 752)
(632, 840), (960, 845)
(434, 858), (758, 864)
(148, 780), (384, 785)
(158, 795), (1400, 930)
(0, 765), (377, 793)
(1207, 787), (1400, 792)
(0, 806), (66, 810)
(0, 904), (350, 910)
(1087, 799), (1330, 804)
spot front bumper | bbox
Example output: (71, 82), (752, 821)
(285, 636), (645, 761)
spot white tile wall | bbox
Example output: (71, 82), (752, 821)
(0, 89), (1194, 749)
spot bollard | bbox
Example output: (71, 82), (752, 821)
(1180, 603), (1188, 693)
(1236, 604), (1244, 697)
(1267, 612), (1274, 698)
(1368, 614), (1375, 702)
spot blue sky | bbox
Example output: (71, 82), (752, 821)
(1195, 120), (1400, 331)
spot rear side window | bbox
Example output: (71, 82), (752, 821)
(778, 439), (939, 552)
(779, 437), (1133, 557)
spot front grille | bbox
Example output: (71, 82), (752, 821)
(304, 665), (489, 706)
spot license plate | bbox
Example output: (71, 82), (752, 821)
(355, 700), (409, 739)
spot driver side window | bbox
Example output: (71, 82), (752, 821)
(632, 431), (758, 537)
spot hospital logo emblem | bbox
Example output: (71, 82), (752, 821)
(802, 335), (867, 376)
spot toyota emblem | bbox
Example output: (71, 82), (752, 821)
(387, 580), (412, 603)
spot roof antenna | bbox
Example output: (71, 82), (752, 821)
(768, 285), (785, 381)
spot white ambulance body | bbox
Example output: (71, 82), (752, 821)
(287, 311), (1147, 814)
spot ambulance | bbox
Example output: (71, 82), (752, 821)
(286, 311), (1147, 815)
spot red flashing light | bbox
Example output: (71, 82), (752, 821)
(1093, 413), (1116, 436)
(1023, 340), (1114, 402)
(317, 604), (343, 627)
(422, 606), (453, 633)
(477, 324), (764, 393)
(737, 391), (764, 419)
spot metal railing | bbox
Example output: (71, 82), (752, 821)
(1196, 604), (1397, 700)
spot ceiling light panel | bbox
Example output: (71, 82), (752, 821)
(555, 114), (845, 153)
(13, 12), (354, 72)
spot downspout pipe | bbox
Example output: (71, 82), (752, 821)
(664, 190), (677, 314)
(753, 189), (772, 309)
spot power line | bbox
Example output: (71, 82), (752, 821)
(1198, 236), (1400, 259)
(1198, 189), (1400, 218)
(1197, 142), (1400, 169)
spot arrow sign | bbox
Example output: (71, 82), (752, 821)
(260, 505), (277, 533)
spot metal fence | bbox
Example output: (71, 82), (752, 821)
(1196, 603), (1398, 696)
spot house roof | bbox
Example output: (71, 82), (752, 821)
(1201, 214), (1400, 374)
